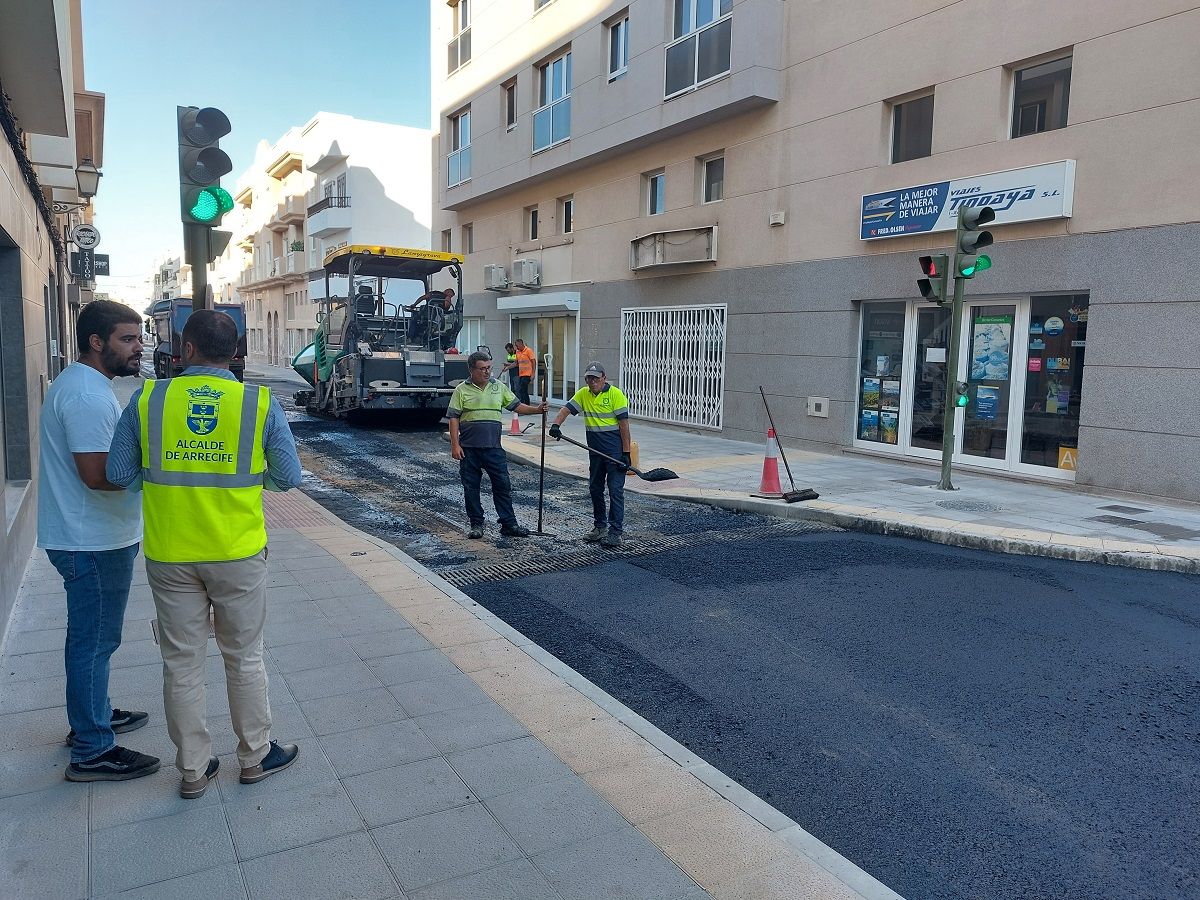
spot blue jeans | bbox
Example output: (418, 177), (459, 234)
(588, 454), (625, 535)
(47, 544), (140, 763)
(460, 447), (518, 528)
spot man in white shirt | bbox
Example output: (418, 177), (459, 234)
(37, 300), (160, 782)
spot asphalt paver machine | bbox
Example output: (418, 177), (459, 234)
(293, 245), (468, 419)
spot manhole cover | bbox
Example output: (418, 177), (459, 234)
(935, 499), (1003, 513)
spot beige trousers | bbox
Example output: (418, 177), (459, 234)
(146, 549), (272, 780)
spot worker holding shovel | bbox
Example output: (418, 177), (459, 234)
(549, 362), (632, 547)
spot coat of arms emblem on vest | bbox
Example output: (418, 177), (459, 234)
(186, 385), (225, 436)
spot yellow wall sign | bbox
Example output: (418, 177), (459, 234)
(1058, 447), (1077, 471)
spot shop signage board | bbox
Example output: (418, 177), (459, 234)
(859, 160), (1075, 240)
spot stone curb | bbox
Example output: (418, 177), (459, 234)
(502, 440), (1200, 576)
(288, 492), (904, 900)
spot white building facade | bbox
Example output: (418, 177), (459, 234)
(215, 112), (432, 367)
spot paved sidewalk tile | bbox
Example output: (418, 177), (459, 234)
(90, 805), (237, 895)
(240, 832), (400, 900)
(318, 718), (440, 779)
(447, 735), (575, 799)
(408, 858), (560, 900)
(483, 775), (629, 856)
(298, 685), (410, 736)
(96, 865), (247, 900)
(533, 825), (707, 900)
(344, 756), (475, 828)
(225, 780), (364, 859)
(373, 802), (524, 892)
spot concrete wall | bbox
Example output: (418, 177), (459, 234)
(0, 123), (57, 644)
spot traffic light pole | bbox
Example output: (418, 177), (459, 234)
(184, 223), (211, 310)
(937, 275), (967, 491)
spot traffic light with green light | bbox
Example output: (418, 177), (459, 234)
(955, 381), (970, 408)
(918, 254), (949, 305)
(953, 206), (995, 278)
(177, 106), (233, 226)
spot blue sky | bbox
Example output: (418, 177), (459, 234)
(83, 0), (430, 301)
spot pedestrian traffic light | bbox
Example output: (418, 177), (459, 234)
(953, 206), (995, 278)
(918, 254), (949, 305)
(177, 106), (233, 226)
(955, 381), (970, 408)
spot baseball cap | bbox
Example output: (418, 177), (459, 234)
(583, 362), (605, 377)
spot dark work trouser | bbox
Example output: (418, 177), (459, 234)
(588, 452), (625, 535)
(516, 375), (532, 405)
(460, 446), (518, 528)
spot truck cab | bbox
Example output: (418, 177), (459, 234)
(146, 298), (247, 381)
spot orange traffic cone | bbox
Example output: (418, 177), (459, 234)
(753, 427), (784, 499)
(509, 410), (521, 435)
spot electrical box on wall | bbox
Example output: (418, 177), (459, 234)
(807, 396), (829, 418)
(769, 211), (786, 227)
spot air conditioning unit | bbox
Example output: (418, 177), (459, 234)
(511, 258), (541, 287)
(483, 264), (510, 291)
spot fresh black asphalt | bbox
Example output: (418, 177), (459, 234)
(461, 532), (1200, 900)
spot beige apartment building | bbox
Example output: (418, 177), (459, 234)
(0, 0), (107, 630)
(431, 0), (1200, 502)
(217, 112), (433, 369)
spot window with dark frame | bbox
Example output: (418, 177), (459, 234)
(1012, 55), (1071, 138)
(647, 171), (665, 215)
(891, 93), (934, 164)
(702, 155), (723, 203)
(560, 196), (574, 234)
(527, 206), (539, 240)
(609, 14), (629, 79)
(504, 80), (517, 129)
(462, 223), (474, 254)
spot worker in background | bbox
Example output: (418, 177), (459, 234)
(448, 351), (547, 540)
(513, 337), (536, 405)
(499, 343), (519, 392)
(549, 361), (632, 548)
(107, 310), (303, 799)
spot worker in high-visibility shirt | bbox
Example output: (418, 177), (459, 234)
(106, 310), (303, 800)
(513, 337), (537, 405)
(549, 361), (632, 548)
(448, 351), (547, 540)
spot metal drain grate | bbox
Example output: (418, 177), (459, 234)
(935, 499), (1003, 513)
(437, 522), (823, 587)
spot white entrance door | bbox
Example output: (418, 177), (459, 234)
(511, 314), (577, 404)
(954, 302), (1020, 470)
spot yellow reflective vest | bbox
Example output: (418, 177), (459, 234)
(138, 376), (270, 563)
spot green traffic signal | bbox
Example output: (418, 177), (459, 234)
(188, 186), (233, 223)
(954, 381), (970, 407)
(959, 253), (993, 277)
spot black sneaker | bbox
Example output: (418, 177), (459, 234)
(66, 708), (150, 747)
(65, 746), (160, 782)
(180, 757), (219, 799)
(499, 524), (530, 538)
(240, 741), (299, 784)
(467, 526), (484, 539)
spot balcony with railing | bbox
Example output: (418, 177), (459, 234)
(307, 195), (352, 237)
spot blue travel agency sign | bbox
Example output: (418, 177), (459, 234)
(859, 160), (1075, 240)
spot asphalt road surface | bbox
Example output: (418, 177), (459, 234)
(260, 373), (1200, 900)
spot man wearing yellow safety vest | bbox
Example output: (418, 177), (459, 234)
(106, 310), (303, 799)
(448, 351), (547, 540)
(549, 361), (632, 547)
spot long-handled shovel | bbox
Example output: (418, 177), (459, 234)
(758, 386), (819, 503)
(532, 374), (553, 535)
(555, 432), (678, 482)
